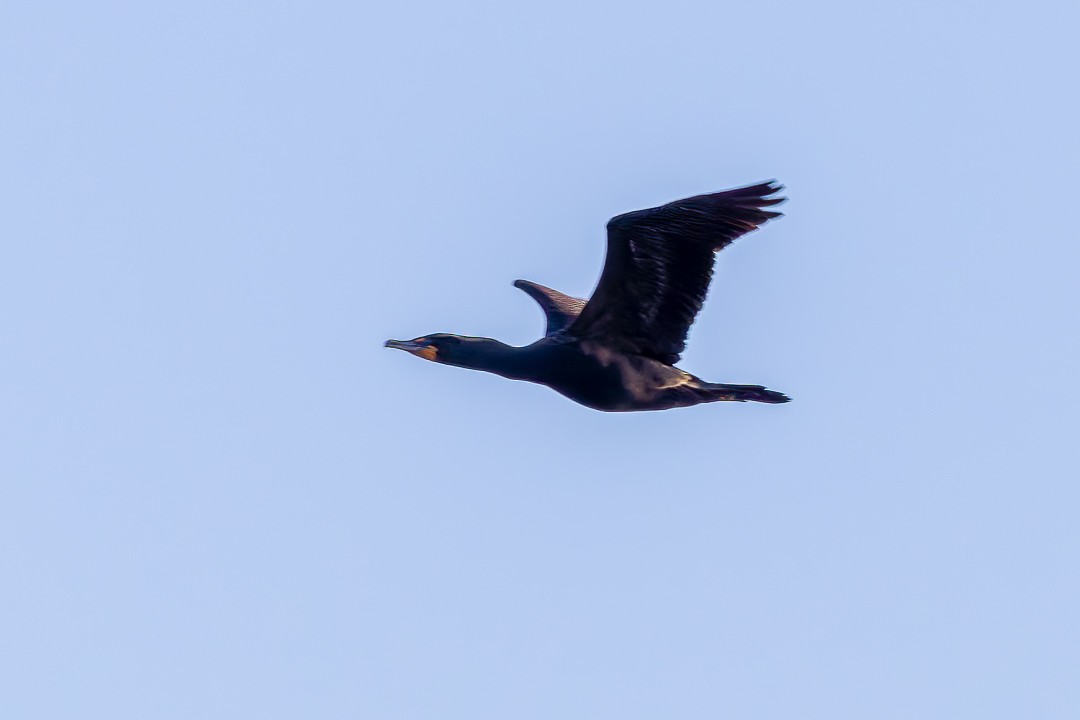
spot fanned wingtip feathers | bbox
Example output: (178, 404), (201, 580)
(687, 180), (787, 240)
(715, 179), (787, 209)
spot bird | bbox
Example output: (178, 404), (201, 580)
(385, 181), (790, 412)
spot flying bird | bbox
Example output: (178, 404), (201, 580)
(385, 181), (790, 411)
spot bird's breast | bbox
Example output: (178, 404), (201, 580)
(531, 341), (670, 411)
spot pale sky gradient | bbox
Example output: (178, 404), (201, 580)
(2, 2), (1079, 718)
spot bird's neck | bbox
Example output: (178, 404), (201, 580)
(446, 338), (533, 380)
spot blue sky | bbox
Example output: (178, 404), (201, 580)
(2, 2), (1078, 718)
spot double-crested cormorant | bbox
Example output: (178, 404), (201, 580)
(385, 181), (790, 411)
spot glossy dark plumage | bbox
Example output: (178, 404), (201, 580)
(385, 181), (790, 411)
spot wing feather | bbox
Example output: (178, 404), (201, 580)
(567, 181), (785, 363)
(513, 279), (587, 336)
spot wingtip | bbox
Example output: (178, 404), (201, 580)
(714, 181), (787, 224)
(717, 180), (787, 207)
(757, 179), (787, 203)
(751, 181), (787, 216)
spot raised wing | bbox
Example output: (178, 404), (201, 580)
(513, 279), (587, 336)
(567, 181), (784, 364)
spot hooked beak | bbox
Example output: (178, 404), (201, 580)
(384, 338), (438, 361)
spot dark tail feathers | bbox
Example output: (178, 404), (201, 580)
(701, 382), (790, 404)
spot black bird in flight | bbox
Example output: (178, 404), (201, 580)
(386, 181), (789, 411)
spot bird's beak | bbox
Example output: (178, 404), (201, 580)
(384, 338), (438, 361)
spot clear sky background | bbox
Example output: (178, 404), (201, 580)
(2, 2), (1078, 718)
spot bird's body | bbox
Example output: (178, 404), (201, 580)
(386, 181), (790, 412)
(422, 334), (784, 411)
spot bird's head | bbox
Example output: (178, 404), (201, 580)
(383, 334), (470, 364)
(385, 333), (519, 377)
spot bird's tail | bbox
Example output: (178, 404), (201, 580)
(697, 382), (790, 404)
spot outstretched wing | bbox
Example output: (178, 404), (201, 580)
(567, 181), (784, 364)
(513, 279), (587, 336)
